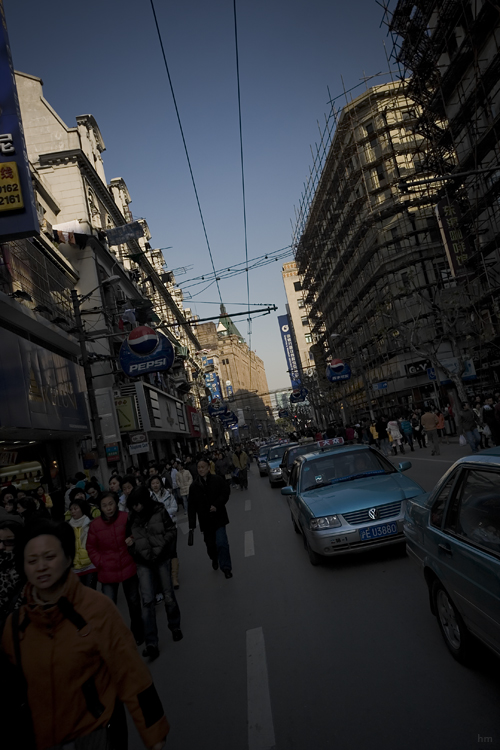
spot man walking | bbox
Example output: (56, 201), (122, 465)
(459, 402), (481, 453)
(188, 457), (233, 578)
(421, 406), (440, 455)
(232, 445), (249, 490)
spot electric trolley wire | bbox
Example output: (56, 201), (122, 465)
(178, 245), (293, 287)
(149, 0), (223, 305)
(232, 0), (251, 348)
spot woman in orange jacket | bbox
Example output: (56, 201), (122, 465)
(2, 519), (169, 750)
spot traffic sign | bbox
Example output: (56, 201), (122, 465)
(372, 382), (388, 391)
(427, 367), (436, 381)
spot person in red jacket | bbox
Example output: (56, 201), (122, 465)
(87, 492), (144, 645)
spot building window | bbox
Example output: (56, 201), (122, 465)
(365, 122), (374, 135)
(293, 281), (302, 292)
(305, 333), (312, 343)
(297, 298), (305, 309)
(301, 316), (308, 326)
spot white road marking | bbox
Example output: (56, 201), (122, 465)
(246, 627), (276, 750)
(178, 522), (189, 535)
(245, 530), (255, 557)
(245, 498), (252, 511)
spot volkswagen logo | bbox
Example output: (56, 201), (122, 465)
(368, 507), (378, 520)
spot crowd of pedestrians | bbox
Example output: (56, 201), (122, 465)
(0, 442), (255, 749)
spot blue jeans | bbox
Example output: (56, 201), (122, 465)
(136, 560), (181, 648)
(180, 494), (188, 514)
(101, 575), (144, 643)
(465, 428), (481, 453)
(203, 525), (232, 571)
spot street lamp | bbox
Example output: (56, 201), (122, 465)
(71, 276), (121, 484)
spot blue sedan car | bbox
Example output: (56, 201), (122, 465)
(282, 445), (424, 565)
(404, 449), (500, 663)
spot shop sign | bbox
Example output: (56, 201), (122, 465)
(186, 405), (201, 437)
(115, 396), (138, 431)
(129, 441), (149, 455)
(290, 387), (309, 404)
(0, 4), (39, 240)
(119, 326), (175, 378)
(404, 359), (430, 377)
(326, 359), (351, 383)
(0, 450), (17, 465)
(208, 398), (227, 417)
(105, 221), (144, 246)
(130, 432), (147, 444)
(205, 372), (222, 401)
(83, 451), (98, 469)
(105, 443), (119, 463)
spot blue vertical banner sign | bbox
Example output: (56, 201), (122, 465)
(0, 2), (39, 240)
(205, 371), (222, 402)
(278, 314), (301, 389)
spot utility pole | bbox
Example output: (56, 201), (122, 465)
(71, 289), (109, 485)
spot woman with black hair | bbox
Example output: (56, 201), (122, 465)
(126, 486), (182, 661)
(67, 497), (98, 589)
(1, 486), (18, 512)
(1, 519), (169, 749)
(16, 496), (49, 523)
(87, 492), (144, 645)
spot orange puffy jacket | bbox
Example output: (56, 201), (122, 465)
(2, 571), (169, 750)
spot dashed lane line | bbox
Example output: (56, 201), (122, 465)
(247, 627), (276, 750)
(244, 530), (255, 557)
(245, 498), (252, 511)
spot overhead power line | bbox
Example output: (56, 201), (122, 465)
(178, 245), (293, 289)
(232, 0), (251, 349)
(148, 0), (223, 304)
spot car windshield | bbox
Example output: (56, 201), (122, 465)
(267, 445), (290, 461)
(300, 450), (396, 492)
(286, 444), (318, 467)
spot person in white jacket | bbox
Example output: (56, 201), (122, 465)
(176, 464), (193, 515)
(387, 418), (405, 456)
(148, 475), (180, 589)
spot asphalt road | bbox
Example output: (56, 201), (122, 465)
(125, 442), (500, 750)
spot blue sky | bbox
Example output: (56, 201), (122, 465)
(5, 0), (390, 391)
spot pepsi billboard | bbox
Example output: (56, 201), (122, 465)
(326, 359), (351, 383)
(290, 386), (309, 404)
(119, 325), (175, 378)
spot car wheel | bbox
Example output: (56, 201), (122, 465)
(305, 537), (321, 566)
(432, 581), (472, 663)
(291, 512), (301, 534)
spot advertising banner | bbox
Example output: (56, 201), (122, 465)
(105, 221), (144, 246)
(205, 371), (222, 401)
(0, 2), (39, 239)
(435, 198), (471, 278)
(278, 315), (301, 389)
(119, 326), (175, 378)
(290, 386), (309, 404)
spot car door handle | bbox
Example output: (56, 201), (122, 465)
(438, 543), (453, 556)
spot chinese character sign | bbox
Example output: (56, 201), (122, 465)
(278, 315), (301, 389)
(0, 2), (39, 239)
(435, 198), (472, 277)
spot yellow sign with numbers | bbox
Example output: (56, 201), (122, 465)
(0, 161), (24, 211)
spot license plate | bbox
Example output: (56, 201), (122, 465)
(359, 521), (398, 541)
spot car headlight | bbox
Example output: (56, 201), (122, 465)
(310, 515), (342, 530)
(270, 468), (281, 474)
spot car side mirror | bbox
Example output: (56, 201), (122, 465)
(281, 486), (295, 496)
(399, 461), (412, 472)
(279, 463), (286, 469)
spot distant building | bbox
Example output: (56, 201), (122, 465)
(281, 261), (314, 376)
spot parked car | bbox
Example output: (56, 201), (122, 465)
(281, 445), (424, 565)
(258, 444), (278, 477)
(266, 443), (298, 487)
(281, 438), (344, 486)
(404, 448), (500, 662)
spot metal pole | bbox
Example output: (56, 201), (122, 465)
(71, 289), (109, 485)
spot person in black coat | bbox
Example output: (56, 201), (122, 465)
(188, 457), (232, 578)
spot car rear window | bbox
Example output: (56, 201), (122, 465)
(268, 445), (289, 461)
(286, 444), (318, 467)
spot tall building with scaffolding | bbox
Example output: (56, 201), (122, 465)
(388, 0), (500, 388)
(292, 80), (461, 417)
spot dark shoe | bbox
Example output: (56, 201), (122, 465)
(212, 560), (219, 570)
(142, 645), (159, 660)
(173, 583), (179, 590)
(172, 629), (183, 642)
(135, 637), (145, 646)
(411, 447), (415, 452)
(224, 570), (233, 579)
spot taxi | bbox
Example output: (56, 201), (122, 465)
(281, 444), (424, 565)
